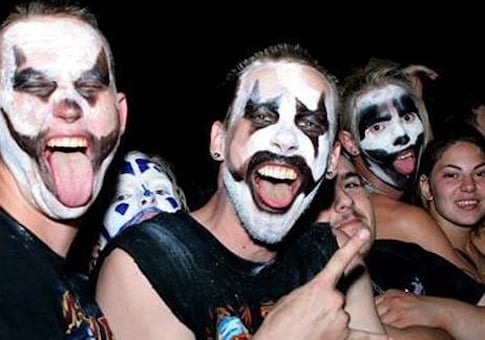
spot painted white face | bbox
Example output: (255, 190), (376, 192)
(355, 84), (424, 188)
(0, 17), (125, 219)
(100, 152), (182, 248)
(223, 61), (338, 244)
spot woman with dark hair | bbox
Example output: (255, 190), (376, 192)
(377, 127), (485, 339)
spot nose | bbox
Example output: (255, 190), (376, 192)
(334, 187), (353, 213)
(460, 175), (477, 192)
(271, 127), (298, 154)
(393, 135), (410, 146)
(54, 99), (82, 123)
(140, 184), (156, 206)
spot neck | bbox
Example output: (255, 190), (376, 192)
(432, 209), (471, 251)
(353, 155), (403, 200)
(0, 162), (78, 257)
(191, 188), (276, 262)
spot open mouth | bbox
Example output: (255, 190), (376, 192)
(251, 162), (303, 212)
(45, 136), (93, 207)
(393, 149), (416, 175)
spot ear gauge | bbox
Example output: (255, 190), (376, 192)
(212, 152), (222, 160)
(325, 170), (335, 179)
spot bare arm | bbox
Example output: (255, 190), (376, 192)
(255, 229), (388, 339)
(345, 268), (385, 334)
(385, 325), (452, 340)
(96, 249), (194, 340)
(377, 289), (485, 340)
(335, 227), (385, 335)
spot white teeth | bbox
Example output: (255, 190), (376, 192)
(47, 137), (87, 148)
(258, 165), (297, 180)
(456, 200), (478, 207)
(397, 151), (412, 160)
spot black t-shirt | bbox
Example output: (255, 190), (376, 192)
(366, 239), (485, 303)
(96, 211), (339, 339)
(0, 208), (112, 339)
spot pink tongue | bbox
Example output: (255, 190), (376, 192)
(258, 181), (293, 209)
(50, 152), (93, 207)
(393, 157), (415, 175)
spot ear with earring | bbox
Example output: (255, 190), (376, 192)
(325, 169), (335, 179)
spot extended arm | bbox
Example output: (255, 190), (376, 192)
(96, 249), (195, 340)
(377, 289), (485, 340)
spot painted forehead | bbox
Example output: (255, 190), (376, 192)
(232, 61), (335, 124)
(1, 18), (107, 78)
(355, 84), (418, 137)
(121, 154), (167, 177)
(355, 84), (411, 113)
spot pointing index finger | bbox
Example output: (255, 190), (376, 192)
(318, 228), (370, 287)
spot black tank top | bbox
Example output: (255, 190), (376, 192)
(96, 212), (339, 339)
(366, 239), (485, 303)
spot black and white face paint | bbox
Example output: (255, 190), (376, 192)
(355, 85), (424, 189)
(0, 18), (123, 219)
(223, 60), (338, 244)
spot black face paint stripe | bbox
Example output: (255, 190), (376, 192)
(75, 50), (110, 106)
(243, 81), (281, 133)
(12, 45), (56, 101)
(358, 105), (391, 140)
(393, 95), (418, 117)
(13, 45), (26, 68)
(295, 94), (328, 157)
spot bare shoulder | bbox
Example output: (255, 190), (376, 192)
(371, 194), (447, 243)
(96, 249), (194, 340)
(372, 194), (434, 227)
(371, 194), (471, 270)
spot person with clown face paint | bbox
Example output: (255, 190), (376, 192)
(90, 150), (187, 270)
(339, 60), (484, 306)
(95, 44), (387, 339)
(0, 1), (128, 339)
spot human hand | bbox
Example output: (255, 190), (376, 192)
(333, 228), (370, 273)
(402, 64), (438, 98)
(253, 229), (370, 340)
(376, 289), (437, 329)
(402, 65), (439, 81)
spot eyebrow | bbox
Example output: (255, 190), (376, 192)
(342, 171), (360, 180)
(393, 95), (418, 117)
(358, 104), (391, 139)
(13, 68), (53, 90)
(442, 162), (485, 171)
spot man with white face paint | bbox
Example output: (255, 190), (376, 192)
(0, 2), (127, 339)
(90, 150), (187, 269)
(340, 59), (433, 199)
(95, 44), (386, 339)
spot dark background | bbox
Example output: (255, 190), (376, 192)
(2, 1), (485, 268)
